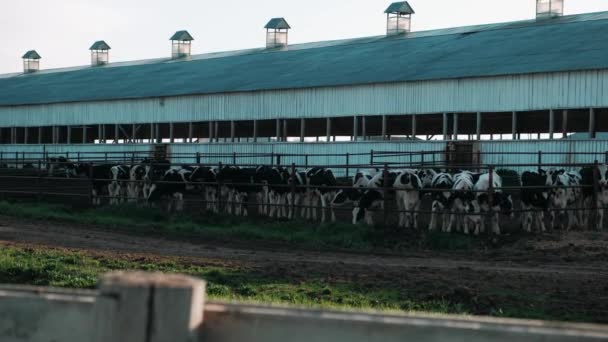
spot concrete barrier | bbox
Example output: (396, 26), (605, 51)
(0, 272), (606, 342)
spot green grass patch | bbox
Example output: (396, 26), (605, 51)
(0, 245), (467, 315)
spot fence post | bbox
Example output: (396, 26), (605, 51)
(15, 152), (18, 168)
(420, 151), (424, 168)
(290, 163), (296, 220)
(605, 151), (608, 165)
(370, 150), (374, 166)
(477, 149), (482, 173)
(233, 152), (237, 166)
(276, 155), (281, 168)
(196, 152), (201, 165)
(592, 160), (600, 230)
(345, 153), (350, 178)
(92, 271), (205, 342)
(537, 150), (542, 172)
(88, 163), (94, 207)
(305, 155), (309, 170)
(382, 163), (389, 227)
(36, 159), (42, 202)
(105, 152), (108, 163)
(217, 162), (223, 213)
(488, 165), (495, 235)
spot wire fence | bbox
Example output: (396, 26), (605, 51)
(0, 149), (607, 234)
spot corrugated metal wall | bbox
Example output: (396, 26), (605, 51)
(0, 70), (607, 127)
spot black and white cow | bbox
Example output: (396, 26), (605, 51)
(447, 171), (480, 234)
(74, 163), (115, 206)
(127, 164), (147, 203)
(265, 167), (290, 219)
(329, 169), (378, 223)
(215, 166), (256, 216)
(305, 167), (338, 223)
(427, 172), (454, 232)
(147, 168), (191, 212)
(520, 171), (550, 233)
(580, 164), (608, 230)
(187, 166), (218, 213)
(547, 169), (583, 231)
(352, 170), (400, 226)
(108, 165), (131, 205)
(142, 159), (171, 200)
(47, 157), (77, 178)
(393, 169), (423, 229)
(474, 172), (514, 235)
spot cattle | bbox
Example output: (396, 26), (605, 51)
(304, 168), (338, 223)
(146, 168), (191, 212)
(580, 164), (608, 230)
(474, 172), (513, 235)
(286, 170), (308, 220)
(447, 171), (480, 234)
(187, 166), (219, 213)
(427, 172), (454, 232)
(520, 171), (549, 233)
(47, 157), (77, 178)
(74, 163), (115, 206)
(127, 164), (147, 203)
(329, 169), (378, 223)
(215, 166), (258, 217)
(142, 159), (171, 200)
(546, 169), (583, 231)
(108, 165), (131, 205)
(393, 169), (423, 229)
(352, 170), (399, 226)
(264, 167), (290, 219)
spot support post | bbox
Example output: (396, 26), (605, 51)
(114, 124), (119, 143)
(169, 123), (175, 143)
(92, 272), (205, 342)
(352, 116), (358, 141)
(131, 124), (136, 143)
(38, 127), (43, 144)
(300, 118), (305, 143)
(188, 122), (193, 143)
(512, 111), (518, 140)
(562, 110), (568, 139)
(253, 120), (258, 143)
(208, 122), (213, 143)
(361, 116), (367, 141)
(24, 127), (28, 144)
(326, 118), (331, 142)
(102, 125), (106, 144)
(589, 108), (596, 139)
(411, 114), (417, 139)
(476, 112), (481, 141)
(82, 126), (86, 144)
(11, 127), (16, 144)
(53, 126), (58, 144)
(149, 124), (154, 144)
(548, 109), (555, 140)
(230, 121), (235, 143)
(442, 113), (448, 140)
(453, 113), (459, 141)
(214, 122), (219, 143)
(276, 119), (281, 142)
(155, 124), (160, 144)
(283, 119), (288, 142)
(381, 115), (387, 140)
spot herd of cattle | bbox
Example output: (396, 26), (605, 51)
(16, 157), (608, 234)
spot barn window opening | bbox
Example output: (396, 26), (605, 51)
(265, 18), (291, 49)
(385, 1), (415, 36)
(170, 30), (194, 59)
(90, 41), (111, 66)
(22, 50), (41, 73)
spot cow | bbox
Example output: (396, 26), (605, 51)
(547, 169), (583, 231)
(74, 163), (115, 206)
(286, 169), (308, 220)
(580, 164), (608, 230)
(127, 164), (147, 203)
(264, 167), (290, 219)
(427, 172), (454, 232)
(47, 157), (77, 178)
(187, 166), (219, 213)
(108, 165), (131, 205)
(146, 168), (191, 212)
(352, 170), (400, 226)
(447, 171), (480, 234)
(305, 167), (338, 223)
(215, 166), (257, 216)
(142, 159), (171, 200)
(520, 171), (550, 233)
(393, 169), (423, 229)
(329, 169), (378, 223)
(474, 172), (514, 235)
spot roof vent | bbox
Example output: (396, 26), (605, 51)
(22, 50), (41, 73)
(170, 30), (194, 59)
(385, 1), (414, 36)
(265, 18), (291, 49)
(536, 0), (564, 19)
(89, 41), (111, 66)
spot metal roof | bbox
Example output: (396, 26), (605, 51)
(169, 30), (194, 41)
(89, 41), (111, 51)
(2, 11), (608, 107)
(265, 18), (291, 30)
(21, 50), (41, 60)
(385, 2), (415, 15)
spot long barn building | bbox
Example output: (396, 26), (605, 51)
(1, 0), (607, 170)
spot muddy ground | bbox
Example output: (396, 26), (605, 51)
(0, 216), (607, 322)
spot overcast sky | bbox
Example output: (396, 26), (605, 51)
(1, 0), (607, 74)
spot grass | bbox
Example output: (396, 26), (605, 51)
(0, 200), (477, 253)
(0, 245), (467, 315)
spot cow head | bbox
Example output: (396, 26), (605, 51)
(417, 169), (437, 189)
(496, 193), (514, 217)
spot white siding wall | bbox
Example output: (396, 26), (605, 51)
(0, 70), (607, 127)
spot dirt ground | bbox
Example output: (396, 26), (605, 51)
(0, 215), (607, 322)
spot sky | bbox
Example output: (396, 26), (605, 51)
(1, 0), (607, 74)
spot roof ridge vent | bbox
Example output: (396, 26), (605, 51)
(265, 18), (291, 49)
(170, 30), (194, 59)
(22, 50), (41, 73)
(90, 40), (111, 66)
(536, 0), (564, 19)
(385, 1), (415, 36)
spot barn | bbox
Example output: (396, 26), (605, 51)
(1, 0), (608, 171)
